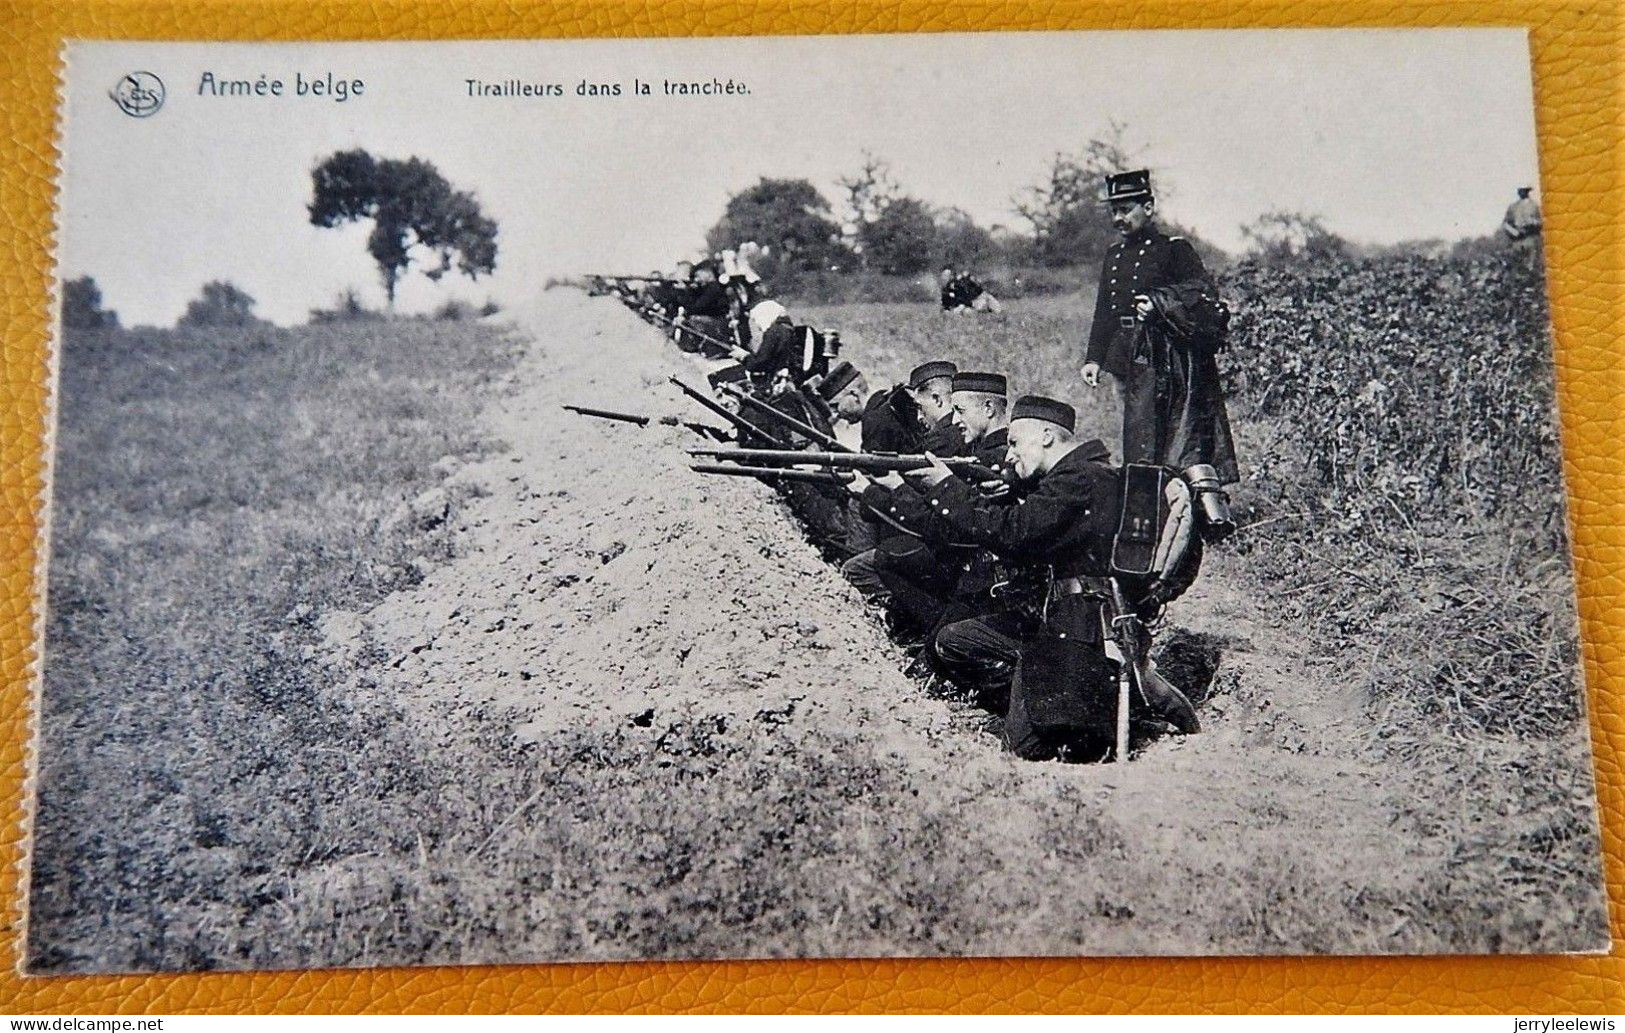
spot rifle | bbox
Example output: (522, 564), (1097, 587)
(639, 305), (737, 354)
(563, 405), (730, 442)
(690, 462), (850, 486)
(668, 377), (789, 448)
(716, 384), (849, 452)
(688, 447), (1006, 484)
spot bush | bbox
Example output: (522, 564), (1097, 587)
(61, 275), (118, 330)
(1221, 251), (1575, 736)
(308, 287), (385, 324)
(179, 280), (262, 328)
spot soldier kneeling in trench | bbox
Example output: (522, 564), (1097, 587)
(907, 395), (1203, 761)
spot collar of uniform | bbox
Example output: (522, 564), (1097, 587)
(1049, 438), (1112, 475)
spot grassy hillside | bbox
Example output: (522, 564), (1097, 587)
(29, 319), (520, 971)
(1222, 253), (1577, 737)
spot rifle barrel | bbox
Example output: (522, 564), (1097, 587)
(689, 448), (1004, 483)
(719, 385), (850, 452)
(564, 404), (651, 427)
(640, 306), (735, 352)
(691, 462), (848, 485)
(669, 377), (788, 447)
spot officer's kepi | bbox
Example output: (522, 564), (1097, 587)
(1102, 168), (1153, 204)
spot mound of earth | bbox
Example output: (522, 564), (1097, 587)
(307, 289), (1586, 958)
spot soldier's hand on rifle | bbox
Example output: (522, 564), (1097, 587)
(729, 346), (750, 361)
(873, 470), (905, 490)
(913, 452), (954, 487)
(844, 469), (872, 496)
(1082, 362), (1101, 388)
(1134, 293), (1154, 319)
(976, 477), (1013, 500)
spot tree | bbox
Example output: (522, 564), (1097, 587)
(308, 149), (498, 310)
(179, 280), (261, 327)
(1014, 123), (1139, 267)
(705, 178), (851, 274)
(1240, 211), (1350, 265)
(61, 276), (118, 330)
(858, 197), (938, 276)
(836, 152), (899, 267)
(933, 207), (1001, 270)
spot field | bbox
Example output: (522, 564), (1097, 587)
(26, 253), (1608, 973)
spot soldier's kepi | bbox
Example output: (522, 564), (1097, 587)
(1082, 169), (1239, 484)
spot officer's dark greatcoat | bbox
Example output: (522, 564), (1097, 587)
(1086, 227), (1239, 482)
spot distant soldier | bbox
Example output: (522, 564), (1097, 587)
(646, 260), (693, 321)
(1081, 169), (1238, 484)
(675, 261), (733, 357)
(940, 267), (1002, 314)
(1500, 187), (1542, 246)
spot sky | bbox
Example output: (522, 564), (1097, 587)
(61, 31), (1541, 327)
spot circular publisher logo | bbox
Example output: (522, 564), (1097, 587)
(111, 72), (165, 118)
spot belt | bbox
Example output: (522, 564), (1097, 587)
(1051, 575), (1111, 598)
(1117, 314), (1137, 329)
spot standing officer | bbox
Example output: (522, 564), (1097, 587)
(1081, 169), (1238, 483)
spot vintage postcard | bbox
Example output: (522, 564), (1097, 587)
(29, 30), (1606, 974)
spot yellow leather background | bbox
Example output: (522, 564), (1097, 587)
(2, 0), (1621, 1014)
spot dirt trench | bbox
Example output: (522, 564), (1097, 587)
(312, 289), (1452, 957)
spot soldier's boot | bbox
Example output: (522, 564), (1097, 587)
(1138, 663), (1200, 734)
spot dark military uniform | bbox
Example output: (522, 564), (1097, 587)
(741, 319), (830, 388)
(859, 425), (995, 634)
(1086, 228), (1206, 378)
(740, 316), (800, 386)
(918, 442), (1122, 759)
(941, 274), (987, 311)
(680, 280), (733, 357)
(859, 387), (921, 455)
(1086, 225), (1239, 481)
(771, 384), (850, 561)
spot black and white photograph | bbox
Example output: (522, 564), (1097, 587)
(29, 30), (1608, 974)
